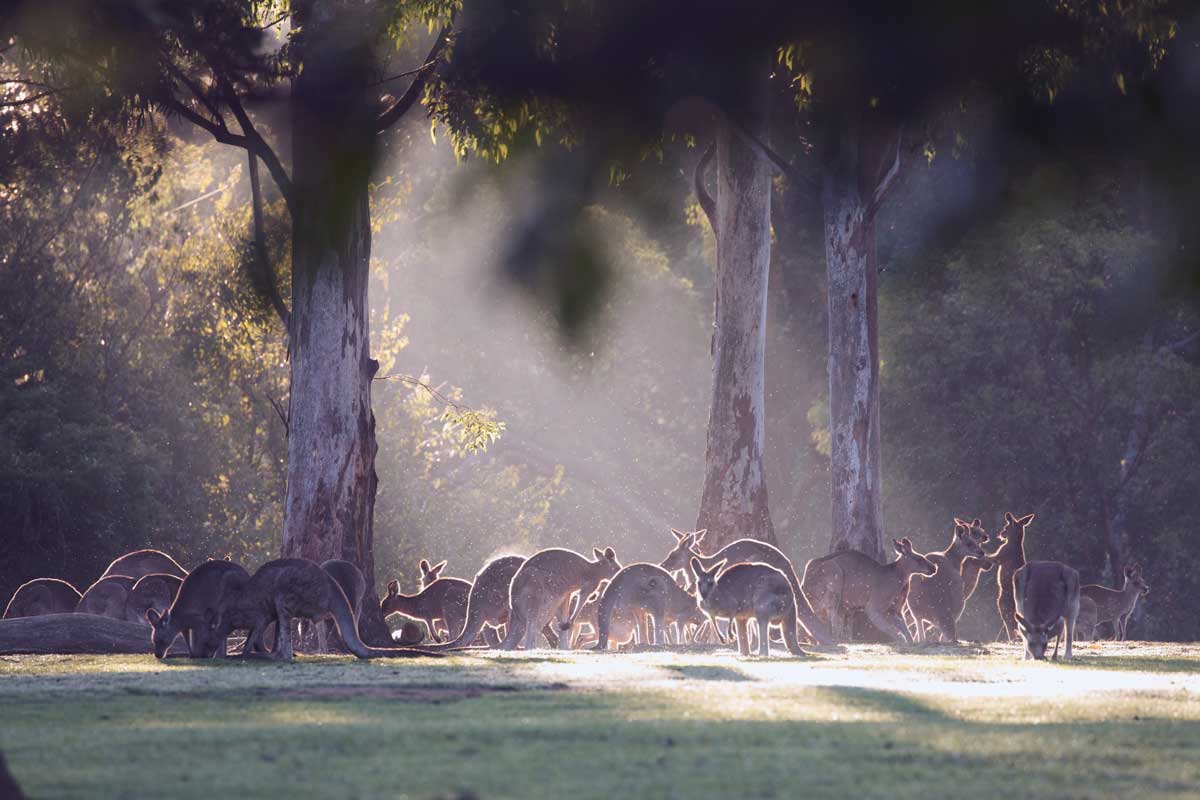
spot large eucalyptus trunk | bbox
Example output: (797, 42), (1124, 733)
(695, 94), (776, 550)
(821, 134), (885, 562)
(282, 3), (390, 644)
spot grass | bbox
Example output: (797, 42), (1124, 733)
(2, 641), (1199, 799)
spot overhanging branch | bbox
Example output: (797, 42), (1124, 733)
(375, 26), (452, 134)
(694, 140), (718, 240)
(248, 152), (291, 333)
(867, 123), (905, 220)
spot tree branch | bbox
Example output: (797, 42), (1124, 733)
(210, 70), (295, 214)
(248, 152), (291, 333)
(868, 122), (905, 220)
(375, 27), (452, 134)
(693, 140), (718, 240)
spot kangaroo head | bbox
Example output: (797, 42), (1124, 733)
(893, 538), (937, 576)
(380, 579), (405, 616)
(591, 547), (621, 579)
(998, 511), (1036, 541)
(689, 557), (726, 601)
(1125, 564), (1150, 596)
(1014, 612), (1056, 659)
(955, 517), (988, 545)
(953, 524), (986, 558)
(146, 608), (177, 659)
(419, 559), (447, 589)
(660, 528), (706, 574)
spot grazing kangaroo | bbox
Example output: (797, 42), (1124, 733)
(569, 583), (638, 649)
(203, 558), (432, 660)
(1080, 564), (1150, 641)
(146, 560), (254, 658)
(3, 578), (82, 619)
(802, 538), (937, 643)
(125, 573), (183, 625)
(100, 549), (187, 581)
(381, 565), (471, 644)
(419, 555), (525, 650)
(906, 523), (987, 642)
(501, 547), (621, 651)
(593, 563), (704, 650)
(660, 529), (832, 644)
(689, 558), (805, 657)
(75, 575), (136, 619)
(1013, 560), (1080, 660)
(984, 512), (1036, 641)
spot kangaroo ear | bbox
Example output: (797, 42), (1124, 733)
(603, 547), (616, 561)
(671, 528), (686, 542)
(593, 547), (605, 560)
(892, 539), (904, 554)
(693, 529), (707, 544)
(431, 560), (447, 575)
(145, 608), (161, 626)
(386, 579), (399, 597)
(1014, 612), (1027, 630)
(1018, 513), (1035, 526)
(972, 518), (981, 527)
(223, 554), (232, 562)
(954, 517), (968, 527)
(1005, 512), (1016, 525)
(419, 560), (431, 573)
(711, 558), (728, 575)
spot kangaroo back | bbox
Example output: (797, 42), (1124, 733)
(421, 555), (524, 651)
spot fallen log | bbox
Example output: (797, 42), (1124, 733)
(0, 613), (152, 655)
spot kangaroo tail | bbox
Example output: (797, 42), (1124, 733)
(323, 574), (436, 659)
(782, 588), (807, 656)
(786, 566), (831, 645)
(419, 586), (490, 651)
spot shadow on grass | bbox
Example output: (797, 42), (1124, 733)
(1071, 654), (1200, 673)
(661, 665), (753, 682)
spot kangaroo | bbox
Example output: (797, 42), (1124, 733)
(568, 583), (637, 649)
(980, 512), (1036, 641)
(146, 559), (254, 658)
(1075, 595), (1098, 642)
(1013, 560), (1080, 660)
(501, 547), (621, 651)
(689, 558), (805, 657)
(660, 529), (832, 644)
(952, 518), (995, 604)
(3, 578), (82, 619)
(1080, 563), (1150, 641)
(125, 573), (183, 625)
(381, 563), (471, 644)
(75, 575), (136, 619)
(905, 523), (986, 642)
(419, 555), (525, 650)
(100, 549), (187, 581)
(312, 559), (366, 652)
(203, 558), (433, 660)
(592, 563), (704, 650)
(802, 538), (938, 643)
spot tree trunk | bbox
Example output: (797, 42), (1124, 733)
(695, 87), (776, 550)
(283, 3), (391, 645)
(821, 130), (885, 561)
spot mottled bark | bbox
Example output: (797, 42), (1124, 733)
(695, 82), (776, 550)
(282, 2), (390, 645)
(821, 133), (885, 561)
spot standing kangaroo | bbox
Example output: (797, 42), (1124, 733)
(75, 575), (136, 619)
(802, 538), (938, 643)
(3, 578), (82, 619)
(1080, 564), (1150, 641)
(568, 583), (636, 649)
(1013, 560), (1080, 660)
(952, 518), (995, 605)
(660, 529), (832, 645)
(146, 559), (253, 658)
(501, 547), (621, 651)
(982, 512), (1036, 641)
(381, 561), (471, 643)
(202, 558), (432, 660)
(100, 549), (188, 581)
(689, 558), (805, 658)
(905, 522), (986, 642)
(593, 563), (704, 650)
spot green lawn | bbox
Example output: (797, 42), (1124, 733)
(2, 641), (1199, 799)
